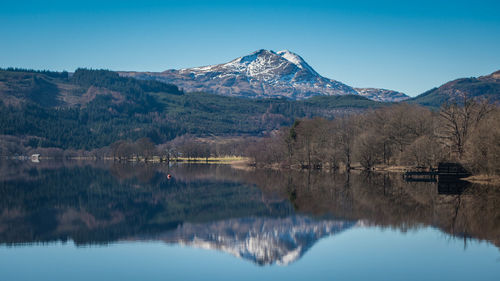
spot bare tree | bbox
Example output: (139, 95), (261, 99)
(465, 107), (500, 174)
(337, 117), (357, 170)
(438, 93), (492, 159)
(354, 131), (384, 170)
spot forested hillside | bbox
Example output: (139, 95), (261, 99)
(0, 68), (383, 151)
(2, 68), (498, 155)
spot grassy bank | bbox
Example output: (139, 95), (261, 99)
(172, 156), (249, 163)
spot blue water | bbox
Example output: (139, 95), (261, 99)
(0, 163), (499, 280)
(1, 227), (498, 281)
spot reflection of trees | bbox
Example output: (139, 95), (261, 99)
(145, 164), (500, 249)
(0, 163), (293, 245)
(236, 169), (500, 248)
(110, 162), (157, 182)
(0, 162), (499, 250)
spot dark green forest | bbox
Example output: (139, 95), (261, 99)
(0, 68), (383, 151)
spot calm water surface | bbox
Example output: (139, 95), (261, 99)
(0, 161), (499, 281)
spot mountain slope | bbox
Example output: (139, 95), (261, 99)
(120, 49), (406, 102)
(354, 88), (409, 102)
(410, 70), (500, 107)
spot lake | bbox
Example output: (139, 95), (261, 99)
(0, 161), (499, 281)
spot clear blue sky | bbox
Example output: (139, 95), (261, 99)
(1, 0), (499, 96)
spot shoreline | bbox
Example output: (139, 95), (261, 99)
(2, 155), (250, 165)
(245, 162), (500, 185)
(4, 156), (500, 185)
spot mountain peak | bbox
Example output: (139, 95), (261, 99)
(234, 49), (316, 75)
(120, 49), (406, 101)
(253, 49), (274, 55)
(277, 50), (318, 75)
(236, 49), (276, 64)
(489, 70), (500, 79)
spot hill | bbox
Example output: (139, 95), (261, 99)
(410, 70), (500, 108)
(0, 68), (383, 151)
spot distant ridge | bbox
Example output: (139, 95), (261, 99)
(410, 70), (500, 107)
(354, 88), (409, 102)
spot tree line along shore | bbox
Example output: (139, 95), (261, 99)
(246, 94), (500, 178)
(3, 93), (499, 180)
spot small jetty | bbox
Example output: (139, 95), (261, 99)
(404, 162), (471, 182)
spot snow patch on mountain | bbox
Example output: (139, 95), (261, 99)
(277, 50), (318, 75)
(355, 88), (410, 102)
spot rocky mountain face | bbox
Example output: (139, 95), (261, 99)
(120, 49), (408, 102)
(137, 216), (356, 266)
(354, 88), (409, 102)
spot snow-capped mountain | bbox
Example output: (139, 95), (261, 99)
(134, 216), (356, 266)
(120, 49), (406, 102)
(354, 88), (409, 102)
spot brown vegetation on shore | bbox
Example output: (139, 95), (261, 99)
(246, 94), (500, 176)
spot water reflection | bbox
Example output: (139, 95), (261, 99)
(0, 160), (499, 265)
(138, 216), (355, 265)
(438, 179), (471, 195)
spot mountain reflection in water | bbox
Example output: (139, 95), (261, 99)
(139, 216), (355, 266)
(0, 161), (499, 265)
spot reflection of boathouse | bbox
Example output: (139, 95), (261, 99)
(404, 162), (471, 182)
(403, 162), (472, 195)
